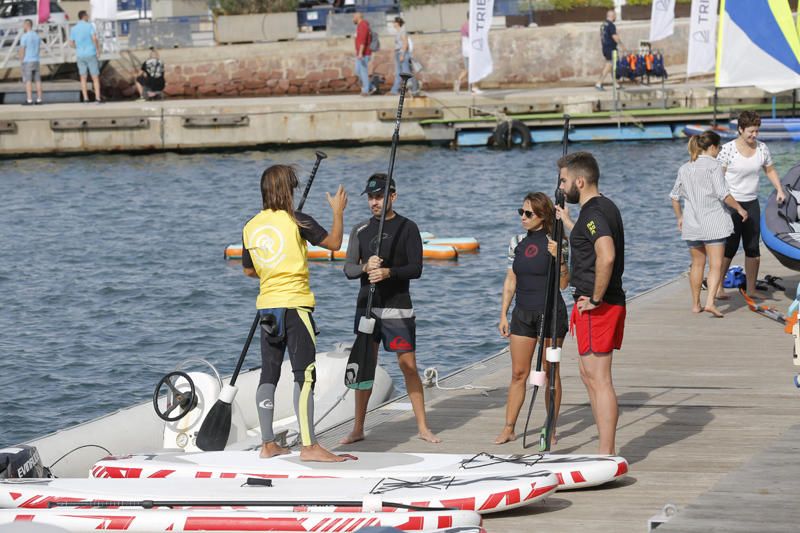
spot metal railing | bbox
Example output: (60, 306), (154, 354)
(0, 20), (121, 70)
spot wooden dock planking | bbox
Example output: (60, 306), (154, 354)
(317, 253), (800, 532)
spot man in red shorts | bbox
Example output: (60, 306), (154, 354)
(555, 151), (625, 455)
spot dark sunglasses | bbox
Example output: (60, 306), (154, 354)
(518, 208), (536, 218)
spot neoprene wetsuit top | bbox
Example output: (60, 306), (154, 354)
(508, 229), (567, 313)
(343, 213), (422, 310)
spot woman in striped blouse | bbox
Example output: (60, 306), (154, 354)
(670, 131), (748, 317)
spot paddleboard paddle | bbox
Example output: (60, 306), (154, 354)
(196, 312), (260, 451)
(296, 150), (328, 212)
(345, 73), (413, 390)
(522, 114), (570, 450)
(197, 152), (329, 451)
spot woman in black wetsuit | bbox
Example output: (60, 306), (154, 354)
(496, 192), (569, 445)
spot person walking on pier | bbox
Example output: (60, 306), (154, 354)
(454, 12), (481, 95)
(556, 152), (625, 455)
(241, 164), (350, 462)
(670, 130), (748, 318)
(69, 10), (102, 103)
(496, 192), (569, 445)
(391, 17), (419, 97)
(353, 11), (375, 96)
(340, 174), (440, 445)
(717, 111), (785, 300)
(18, 19), (42, 105)
(595, 9), (622, 91)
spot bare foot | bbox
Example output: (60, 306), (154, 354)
(259, 441), (290, 459)
(746, 291), (768, 301)
(704, 306), (724, 318)
(417, 429), (442, 443)
(494, 428), (516, 445)
(300, 444), (353, 462)
(692, 305), (704, 314)
(339, 431), (365, 445)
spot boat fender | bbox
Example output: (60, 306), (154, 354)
(490, 120), (532, 150)
(722, 266), (746, 288)
(0, 445), (48, 479)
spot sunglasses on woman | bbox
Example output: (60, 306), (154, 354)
(518, 208), (536, 218)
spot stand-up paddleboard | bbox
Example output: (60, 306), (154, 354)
(0, 508), (481, 533)
(0, 472), (557, 515)
(92, 451), (627, 490)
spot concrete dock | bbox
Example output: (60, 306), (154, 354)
(315, 252), (800, 532)
(0, 81), (786, 157)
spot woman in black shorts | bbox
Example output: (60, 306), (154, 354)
(496, 192), (569, 445)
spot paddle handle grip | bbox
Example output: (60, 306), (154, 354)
(296, 150), (327, 212)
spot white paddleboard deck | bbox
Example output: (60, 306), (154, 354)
(0, 508), (481, 533)
(92, 451), (628, 490)
(0, 471), (557, 515)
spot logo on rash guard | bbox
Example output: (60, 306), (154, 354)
(524, 244), (539, 258)
(586, 220), (597, 236)
(389, 336), (413, 351)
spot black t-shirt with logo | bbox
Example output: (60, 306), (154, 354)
(601, 20), (617, 56)
(344, 213), (422, 309)
(508, 229), (567, 313)
(569, 195), (625, 306)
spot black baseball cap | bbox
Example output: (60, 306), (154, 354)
(362, 174), (396, 195)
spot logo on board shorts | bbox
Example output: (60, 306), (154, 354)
(524, 244), (539, 258)
(250, 225), (286, 269)
(586, 220), (597, 236)
(344, 363), (359, 386)
(389, 336), (413, 351)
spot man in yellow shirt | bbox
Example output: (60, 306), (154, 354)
(242, 164), (348, 462)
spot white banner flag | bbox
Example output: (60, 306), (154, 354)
(686, 0), (718, 76)
(468, 0), (495, 84)
(649, 0), (675, 41)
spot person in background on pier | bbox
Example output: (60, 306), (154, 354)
(670, 131), (748, 318)
(353, 11), (375, 96)
(717, 111), (785, 300)
(340, 174), (440, 445)
(595, 9), (622, 91)
(18, 19), (42, 105)
(69, 10), (102, 104)
(391, 17), (420, 97)
(135, 47), (165, 101)
(454, 11), (481, 95)
(496, 192), (569, 445)
(556, 152), (625, 455)
(241, 165), (351, 462)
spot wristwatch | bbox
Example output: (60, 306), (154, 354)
(589, 297), (602, 306)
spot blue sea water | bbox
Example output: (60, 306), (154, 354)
(1, 140), (797, 447)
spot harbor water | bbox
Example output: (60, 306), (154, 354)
(1, 140), (797, 447)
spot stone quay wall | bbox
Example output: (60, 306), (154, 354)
(105, 19), (691, 99)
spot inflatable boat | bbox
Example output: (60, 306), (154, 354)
(762, 163), (800, 271)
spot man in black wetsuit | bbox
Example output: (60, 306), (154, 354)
(340, 173), (440, 445)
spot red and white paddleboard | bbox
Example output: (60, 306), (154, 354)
(0, 471), (557, 515)
(92, 451), (628, 490)
(0, 507), (481, 532)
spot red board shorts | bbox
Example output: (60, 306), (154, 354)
(570, 302), (626, 356)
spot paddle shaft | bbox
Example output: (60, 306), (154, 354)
(540, 115), (570, 452)
(49, 499), (455, 512)
(296, 150), (328, 212)
(522, 115), (570, 450)
(363, 73), (412, 316)
(229, 312), (260, 387)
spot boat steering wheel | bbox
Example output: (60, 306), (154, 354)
(152, 371), (198, 422)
